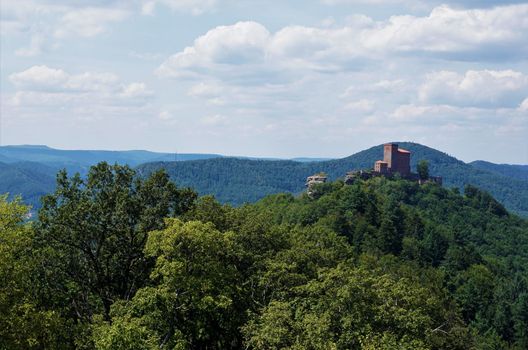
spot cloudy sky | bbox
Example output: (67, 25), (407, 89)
(1, 0), (527, 163)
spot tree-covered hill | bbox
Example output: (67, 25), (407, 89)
(470, 160), (528, 181)
(0, 145), (222, 210)
(0, 145), (223, 172)
(2, 164), (528, 349)
(0, 161), (57, 209)
(137, 142), (528, 216)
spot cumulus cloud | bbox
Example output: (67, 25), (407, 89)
(158, 4), (528, 83)
(2, 0), (219, 58)
(157, 22), (272, 80)
(1, 1), (132, 35)
(54, 7), (128, 38)
(8, 65), (153, 115)
(10, 65), (121, 92)
(360, 5), (528, 60)
(321, 0), (527, 9)
(388, 103), (526, 136)
(419, 69), (528, 108)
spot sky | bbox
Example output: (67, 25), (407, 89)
(1, 0), (527, 164)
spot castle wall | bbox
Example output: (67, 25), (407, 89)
(394, 151), (410, 175)
(381, 143), (410, 175)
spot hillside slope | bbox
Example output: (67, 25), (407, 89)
(470, 160), (528, 181)
(137, 142), (528, 216)
(0, 162), (57, 209)
(0, 145), (223, 173)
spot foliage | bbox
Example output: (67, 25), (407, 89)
(1, 163), (528, 349)
(0, 195), (68, 349)
(33, 163), (197, 344)
(417, 159), (429, 180)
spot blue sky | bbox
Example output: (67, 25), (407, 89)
(1, 0), (527, 163)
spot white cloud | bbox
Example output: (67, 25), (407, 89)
(343, 99), (376, 113)
(158, 4), (528, 83)
(2, 0), (220, 59)
(141, 0), (217, 15)
(54, 7), (128, 38)
(10, 65), (69, 90)
(120, 82), (154, 98)
(419, 69), (528, 108)
(360, 5), (528, 59)
(9, 65), (122, 92)
(321, 0), (527, 9)
(8, 65), (153, 116)
(519, 98), (528, 112)
(157, 21), (271, 79)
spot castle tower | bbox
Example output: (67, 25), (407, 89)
(383, 143), (397, 169)
(382, 143), (411, 175)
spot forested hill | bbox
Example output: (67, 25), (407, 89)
(0, 145), (223, 174)
(470, 160), (528, 181)
(0, 162), (57, 209)
(137, 142), (528, 216)
(3, 165), (528, 349)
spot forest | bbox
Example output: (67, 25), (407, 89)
(1, 162), (528, 349)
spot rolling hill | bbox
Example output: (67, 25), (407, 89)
(0, 161), (57, 209)
(0, 145), (223, 175)
(137, 142), (528, 217)
(0, 145), (328, 211)
(470, 160), (528, 181)
(1, 142), (527, 216)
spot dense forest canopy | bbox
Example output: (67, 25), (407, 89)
(1, 162), (528, 349)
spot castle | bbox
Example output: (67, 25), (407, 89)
(306, 143), (442, 194)
(374, 143), (411, 176)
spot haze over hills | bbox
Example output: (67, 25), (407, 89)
(1, 143), (527, 216)
(0, 145), (224, 174)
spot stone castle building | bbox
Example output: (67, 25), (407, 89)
(374, 143), (411, 176)
(306, 143), (442, 195)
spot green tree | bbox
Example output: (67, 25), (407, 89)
(417, 160), (429, 180)
(36, 163), (197, 323)
(0, 195), (68, 349)
(245, 258), (470, 350)
(94, 219), (244, 349)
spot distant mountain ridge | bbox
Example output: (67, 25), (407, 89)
(470, 160), (528, 181)
(1, 143), (527, 216)
(0, 145), (224, 174)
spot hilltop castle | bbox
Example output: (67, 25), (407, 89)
(306, 143), (442, 194)
(374, 143), (411, 176)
